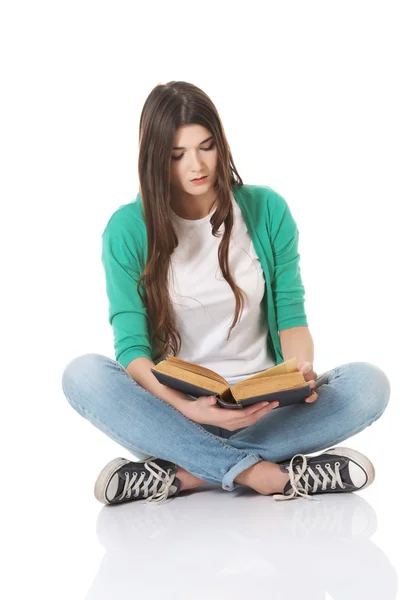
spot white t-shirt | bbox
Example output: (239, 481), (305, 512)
(167, 191), (276, 386)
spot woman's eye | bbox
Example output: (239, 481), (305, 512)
(171, 142), (216, 161)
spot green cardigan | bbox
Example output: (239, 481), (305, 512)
(101, 183), (308, 369)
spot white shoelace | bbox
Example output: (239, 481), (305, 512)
(273, 454), (346, 502)
(120, 459), (177, 505)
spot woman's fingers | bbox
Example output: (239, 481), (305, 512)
(246, 401), (278, 415)
(305, 390), (319, 403)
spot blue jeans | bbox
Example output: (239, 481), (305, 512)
(61, 354), (391, 492)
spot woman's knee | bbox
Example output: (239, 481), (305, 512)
(61, 353), (111, 405)
(350, 361), (391, 415)
(62, 352), (104, 385)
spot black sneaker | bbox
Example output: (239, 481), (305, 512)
(272, 447), (375, 502)
(94, 456), (181, 506)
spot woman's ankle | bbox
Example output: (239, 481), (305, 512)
(176, 467), (208, 491)
(235, 461), (290, 495)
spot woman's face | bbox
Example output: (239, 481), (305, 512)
(169, 124), (218, 196)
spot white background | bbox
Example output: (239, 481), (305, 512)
(1, 1), (399, 598)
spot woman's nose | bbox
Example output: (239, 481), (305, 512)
(189, 152), (204, 170)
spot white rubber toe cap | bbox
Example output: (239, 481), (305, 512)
(349, 462), (367, 488)
(106, 473), (119, 501)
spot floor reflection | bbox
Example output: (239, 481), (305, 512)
(85, 487), (398, 599)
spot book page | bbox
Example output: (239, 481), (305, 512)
(153, 361), (229, 395)
(231, 371), (307, 401)
(240, 357), (299, 383)
(165, 355), (228, 385)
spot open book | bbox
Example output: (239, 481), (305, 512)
(151, 356), (311, 410)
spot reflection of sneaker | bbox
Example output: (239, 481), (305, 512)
(288, 494), (377, 541)
(94, 456), (181, 506)
(272, 447), (375, 502)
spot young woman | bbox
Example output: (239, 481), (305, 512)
(61, 81), (391, 506)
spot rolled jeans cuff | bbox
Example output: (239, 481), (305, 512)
(222, 452), (263, 491)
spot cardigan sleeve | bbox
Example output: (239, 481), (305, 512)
(269, 190), (308, 332)
(101, 230), (153, 368)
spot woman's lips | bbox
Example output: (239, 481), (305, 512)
(191, 176), (208, 184)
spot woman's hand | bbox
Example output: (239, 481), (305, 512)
(182, 395), (280, 432)
(297, 361), (319, 403)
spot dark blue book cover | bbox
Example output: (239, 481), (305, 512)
(151, 369), (311, 410)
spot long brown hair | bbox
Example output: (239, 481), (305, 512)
(137, 81), (247, 361)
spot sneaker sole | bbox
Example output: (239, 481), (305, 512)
(94, 457), (132, 504)
(324, 446), (376, 491)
